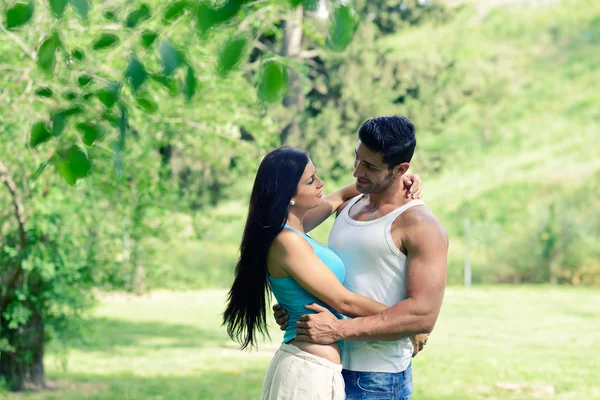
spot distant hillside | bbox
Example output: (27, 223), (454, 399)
(315, 0), (600, 284)
(159, 0), (600, 287)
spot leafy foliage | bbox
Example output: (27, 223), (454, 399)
(0, 0), (361, 389)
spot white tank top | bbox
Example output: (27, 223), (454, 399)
(328, 194), (426, 373)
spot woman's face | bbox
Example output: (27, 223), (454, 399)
(292, 160), (324, 210)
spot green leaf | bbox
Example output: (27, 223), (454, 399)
(32, 154), (59, 181)
(125, 4), (151, 28)
(125, 56), (148, 93)
(92, 33), (119, 50)
(184, 64), (197, 102)
(76, 122), (103, 146)
(51, 110), (67, 137)
(62, 90), (78, 101)
(329, 5), (358, 52)
(63, 104), (84, 117)
(101, 110), (119, 127)
(195, 3), (215, 34)
(35, 87), (53, 98)
(163, 0), (188, 24)
(258, 61), (288, 103)
(103, 8), (118, 21)
(37, 33), (60, 74)
(77, 74), (93, 87)
(135, 94), (158, 114)
(69, 0), (90, 21)
(150, 73), (178, 96)
(195, 1), (244, 34)
(71, 48), (85, 61)
(159, 40), (181, 76)
(217, 36), (247, 76)
(30, 121), (52, 147)
(56, 146), (92, 185)
(5, 1), (34, 29)
(49, 0), (68, 19)
(141, 30), (158, 48)
(301, 0), (320, 11)
(213, 1), (244, 24)
(96, 81), (121, 108)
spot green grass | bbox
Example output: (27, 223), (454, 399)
(5, 287), (600, 399)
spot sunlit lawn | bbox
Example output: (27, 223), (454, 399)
(4, 286), (599, 399)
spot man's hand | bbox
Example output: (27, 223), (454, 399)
(410, 333), (429, 358)
(402, 174), (422, 200)
(272, 304), (289, 331)
(295, 303), (341, 345)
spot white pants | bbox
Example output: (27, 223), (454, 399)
(262, 343), (345, 400)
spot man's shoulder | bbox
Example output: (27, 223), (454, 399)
(392, 205), (447, 243)
(398, 204), (437, 225)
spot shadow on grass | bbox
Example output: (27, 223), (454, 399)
(70, 317), (228, 352)
(7, 369), (265, 400)
(6, 372), (515, 400)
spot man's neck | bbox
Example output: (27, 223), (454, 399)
(366, 184), (412, 210)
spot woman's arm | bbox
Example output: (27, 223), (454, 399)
(303, 174), (423, 233)
(268, 231), (387, 317)
(303, 183), (359, 233)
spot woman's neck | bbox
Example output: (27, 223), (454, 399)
(285, 212), (305, 232)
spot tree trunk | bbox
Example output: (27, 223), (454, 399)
(0, 306), (46, 391)
(0, 160), (27, 310)
(549, 256), (559, 285)
(132, 261), (147, 296)
(128, 204), (147, 296)
(280, 6), (304, 145)
(0, 160), (43, 391)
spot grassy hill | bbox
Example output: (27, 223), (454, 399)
(402, 0), (600, 284)
(179, 0), (600, 289)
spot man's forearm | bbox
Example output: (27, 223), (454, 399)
(336, 298), (438, 341)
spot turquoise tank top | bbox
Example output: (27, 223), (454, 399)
(267, 225), (346, 344)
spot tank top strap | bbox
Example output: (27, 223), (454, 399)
(283, 224), (307, 237)
(342, 195), (425, 221)
(384, 199), (427, 222)
(340, 194), (364, 218)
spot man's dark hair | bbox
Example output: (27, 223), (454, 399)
(358, 115), (416, 168)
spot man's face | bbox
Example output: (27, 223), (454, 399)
(353, 142), (395, 194)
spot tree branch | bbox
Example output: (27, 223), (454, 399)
(0, 23), (36, 60)
(299, 50), (319, 59)
(0, 159), (27, 312)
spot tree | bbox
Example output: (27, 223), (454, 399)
(0, 0), (359, 391)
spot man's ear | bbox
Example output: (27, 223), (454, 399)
(393, 162), (410, 178)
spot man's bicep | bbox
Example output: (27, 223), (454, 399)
(404, 220), (448, 311)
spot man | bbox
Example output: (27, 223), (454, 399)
(273, 115), (448, 399)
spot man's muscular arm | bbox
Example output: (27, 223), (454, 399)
(296, 211), (448, 343)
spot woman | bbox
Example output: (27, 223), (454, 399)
(223, 147), (422, 399)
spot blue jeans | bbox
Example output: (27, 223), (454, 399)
(342, 365), (413, 400)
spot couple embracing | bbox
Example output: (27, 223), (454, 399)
(224, 115), (448, 399)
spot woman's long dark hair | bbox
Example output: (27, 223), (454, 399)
(223, 147), (309, 349)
